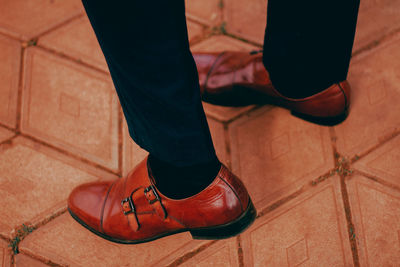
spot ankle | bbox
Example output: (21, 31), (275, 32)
(148, 155), (221, 199)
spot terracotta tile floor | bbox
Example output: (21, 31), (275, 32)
(1, 1), (399, 266)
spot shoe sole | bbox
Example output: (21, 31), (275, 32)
(202, 86), (349, 126)
(68, 199), (257, 245)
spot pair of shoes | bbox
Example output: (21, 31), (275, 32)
(68, 51), (349, 244)
(194, 51), (351, 126)
(68, 157), (257, 244)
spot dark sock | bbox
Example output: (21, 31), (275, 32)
(147, 154), (221, 199)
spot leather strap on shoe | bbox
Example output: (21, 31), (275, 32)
(121, 185), (168, 232)
(144, 185), (167, 220)
(121, 191), (140, 232)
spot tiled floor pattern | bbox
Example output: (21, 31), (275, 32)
(0, 0), (400, 266)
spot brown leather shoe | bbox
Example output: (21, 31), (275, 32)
(68, 157), (256, 244)
(194, 51), (351, 126)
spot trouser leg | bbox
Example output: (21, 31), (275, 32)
(81, 0), (217, 167)
(263, 0), (360, 98)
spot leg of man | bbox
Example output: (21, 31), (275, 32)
(68, 1), (256, 244)
(263, 0), (360, 98)
(191, 0), (359, 124)
(81, 0), (220, 198)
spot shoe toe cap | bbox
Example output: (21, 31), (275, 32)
(68, 181), (113, 232)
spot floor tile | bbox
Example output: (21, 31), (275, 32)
(0, 137), (116, 239)
(224, 0), (267, 44)
(38, 15), (108, 73)
(203, 103), (256, 123)
(0, 0), (83, 40)
(0, 34), (21, 128)
(181, 239), (239, 267)
(192, 35), (260, 123)
(229, 106), (334, 209)
(241, 177), (353, 266)
(1, 239), (12, 267)
(21, 48), (119, 171)
(19, 213), (207, 267)
(0, 127), (15, 143)
(353, 135), (400, 188)
(14, 254), (48, 267)
(38, 16), (205, 74)
(353, 0), (400, 52)
(185, 0), (221, 26)
(334, 33), (400, 158)
(187, 20), (205, 43)
(346, 175), (400, 266)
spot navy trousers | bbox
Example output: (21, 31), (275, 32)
(81, 0), (360, 167)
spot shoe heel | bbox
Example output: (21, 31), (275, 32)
(291, 109), (349, 126)
(190, 200), (257, 240)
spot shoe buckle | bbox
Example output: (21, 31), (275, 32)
(121, 196), (135, 215)
(144, 185), (167, 219)
(144, 185), (160, 205)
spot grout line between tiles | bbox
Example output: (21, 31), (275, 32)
(256, 186), (305, 219)
(187, 19), (214, 46)
(185, 14), (218, 29)
(187, 17), (212, 29)
(10, 252), (15, 267)
(189, 28), (214, 47)
(34, 44), (109, 75)
(205, 105), (264, 125)
(352, 26), (400, 58)
(0, 122), (17, 133)
(0, 134), (18, 147)
(19, 133), (119, 176)
(0, 233), (11, 243)
(167, 240), (218, 267)
(329, 127), (339, 167)
(352, 169), (400, 193)
(18, 249), (66, 267)
(227, 105), (264, 124)
(349, 129), (400, 164)
(33, 12), (85, 41)
(255, 166), (340, 219)
(332, 137), (360, 266)
(222, 32), (263, 48)
(8, 207), (67, 256)
(338, 174), (360, 267)
(30, 208), (68, 232)
(0, 32), (22, 43)
(219, 0), (225, 22)
(15, 45), (25, 132)
(236, 235), (244, 267)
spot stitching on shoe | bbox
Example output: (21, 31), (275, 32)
(168, 214), (187, 228)
(204, 51), (227, 92)
(100, 180), (117, 233)
(217, 173), (244, 212)
(338, 82), (348, 109)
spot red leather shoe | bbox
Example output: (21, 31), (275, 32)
(194, 51), (351, 126)
(68, 157), (256, 244)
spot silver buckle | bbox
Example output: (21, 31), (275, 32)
(144, 185), (160, 204)
(121, 197), (135, 215)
